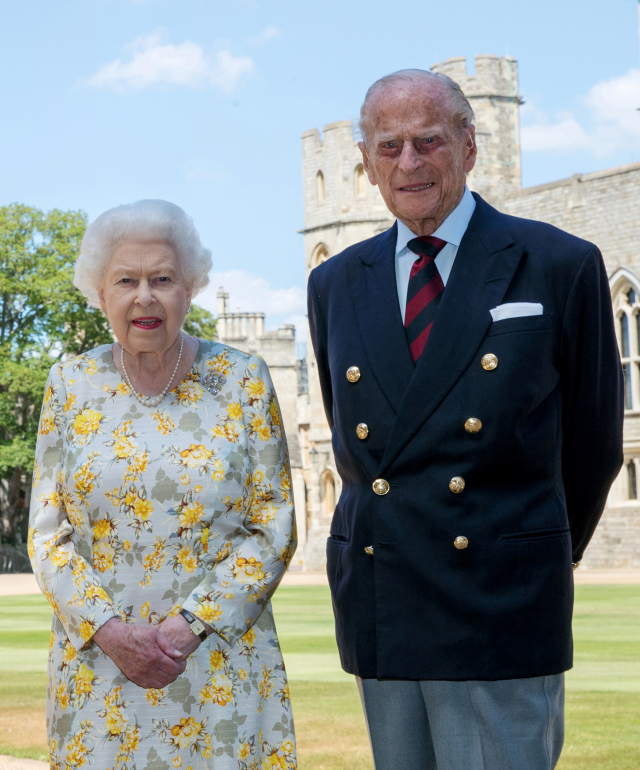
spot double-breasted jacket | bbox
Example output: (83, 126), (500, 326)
(307, 194), (624, 681)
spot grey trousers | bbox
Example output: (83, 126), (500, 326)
(357, 674), (565, 770)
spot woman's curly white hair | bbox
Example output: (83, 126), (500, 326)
(74, 199), (212, 308)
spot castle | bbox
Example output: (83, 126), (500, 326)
(218, 54), (640, 570)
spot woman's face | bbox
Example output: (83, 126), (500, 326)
(98, 240), (192, 356)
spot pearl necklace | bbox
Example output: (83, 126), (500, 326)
(120, 333), (184, 407)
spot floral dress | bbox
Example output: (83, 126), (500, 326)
(28, 340), (297, 770)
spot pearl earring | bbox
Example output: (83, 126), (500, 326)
(101, 311), (107, 318)
(187, 306), (192, 315)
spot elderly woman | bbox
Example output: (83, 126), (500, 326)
(28, 199), (297, 770)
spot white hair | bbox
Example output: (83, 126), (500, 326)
(359, 69), (475, 145)
(74, 199), (212, 308)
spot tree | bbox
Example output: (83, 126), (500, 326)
(0, 203), (112, 540)
(183, 303), (217, 341)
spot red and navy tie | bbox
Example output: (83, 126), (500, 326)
(404, 236), (447, 361)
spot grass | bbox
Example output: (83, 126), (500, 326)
(0, 587), (639, 768)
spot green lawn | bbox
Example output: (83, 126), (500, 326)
(0, 586), (639, 768)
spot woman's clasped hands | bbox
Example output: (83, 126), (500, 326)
(93, 614), (203, 689)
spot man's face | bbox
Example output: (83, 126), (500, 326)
(359, 83), (476, 235)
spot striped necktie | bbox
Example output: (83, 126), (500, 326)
(404, 236), (447, 361)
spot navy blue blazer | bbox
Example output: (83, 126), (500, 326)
(307, 193), (624, 681)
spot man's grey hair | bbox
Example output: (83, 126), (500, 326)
(359, 69), (475, 145)
(74, 199), (212, 308)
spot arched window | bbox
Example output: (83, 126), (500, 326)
(355, 164), (367, 197)
(316, 171), (325, 203)
(322, 471), (335, 516)
(611, 273), (640, 411)
(311, 243), (329, 269)
(628, 460), (638, 500)
(620, 313), (630, 358)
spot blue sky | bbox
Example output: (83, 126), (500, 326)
(1, 0), (639, 336)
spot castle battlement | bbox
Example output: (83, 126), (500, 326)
(431, 55), (522, 202)
(301, 120), (392, 266)
(432, 55), (520, 99)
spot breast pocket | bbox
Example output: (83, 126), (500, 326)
(486, 314), (554, 337)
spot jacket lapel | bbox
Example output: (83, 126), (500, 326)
(346, 223), (415, 413)
(378, 196), (524, 474)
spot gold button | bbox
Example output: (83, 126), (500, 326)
(449, 477), (466, 494)
(373, 479), (390, 495)
(346, 366), (361, 382)
(364, 546), (374, 555)
(481, 354), (498, 371)
(454, 536), (469, 550)
(465, 418), (482, 434)
(356, 423), (369, 440)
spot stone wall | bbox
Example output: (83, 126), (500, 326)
(581, 507), (640, 568)
(501, 163), (640, 277)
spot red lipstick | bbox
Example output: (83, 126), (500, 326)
(132, 317), (163, 330)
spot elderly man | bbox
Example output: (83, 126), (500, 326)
(307, 70), (624, 769)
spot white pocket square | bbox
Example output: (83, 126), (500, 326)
(490, 302), (544, 322)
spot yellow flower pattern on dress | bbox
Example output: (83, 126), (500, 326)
(29, 341), (296, 769)
(150, 408), (177, 435)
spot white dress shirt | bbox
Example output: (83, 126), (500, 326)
(395, 186), (476, 323)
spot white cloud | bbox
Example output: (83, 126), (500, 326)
(195, 270), (307, 334)
(521, 114), (588, 153)
(247, 25), (282, 46)
(87, 31), (254, 94)
(521, 69), (640, 157)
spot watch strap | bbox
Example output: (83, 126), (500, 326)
(180, 609), (207, 641)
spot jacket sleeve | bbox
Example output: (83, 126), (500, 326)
(182, 355), (297, 646)
(307, 268), (334, 430)
(28, 364), (118, 651)
(560, 247), (624, 562)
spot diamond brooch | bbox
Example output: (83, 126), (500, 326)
(198, 370), (226, 396)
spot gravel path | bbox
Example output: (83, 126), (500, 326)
(2, 568), (639, 599)
(0, 756), (47, 770)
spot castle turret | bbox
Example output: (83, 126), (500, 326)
(431, 55), (522, 205)
(301, 121), (393, 277)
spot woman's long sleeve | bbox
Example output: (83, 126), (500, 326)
(28, 363), (118, 651)
(182, 355), (297, 645)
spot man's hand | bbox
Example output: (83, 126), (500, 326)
(159, 613), (212, 661)
(93, 617), (186, 689)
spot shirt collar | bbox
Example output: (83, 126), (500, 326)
(395, 186), (476, 254)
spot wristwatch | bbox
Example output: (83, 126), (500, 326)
(180, 609), (207, 641)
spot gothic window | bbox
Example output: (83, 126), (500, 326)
(620, 313), (630, 358)
(355, 164), (367, 197)
(316, 171), (325, 203)
(322, 471), (335, 516)
(311, 243), (329, 269)
(612, 275), (640, 411)
(628, 460), (638, 500)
